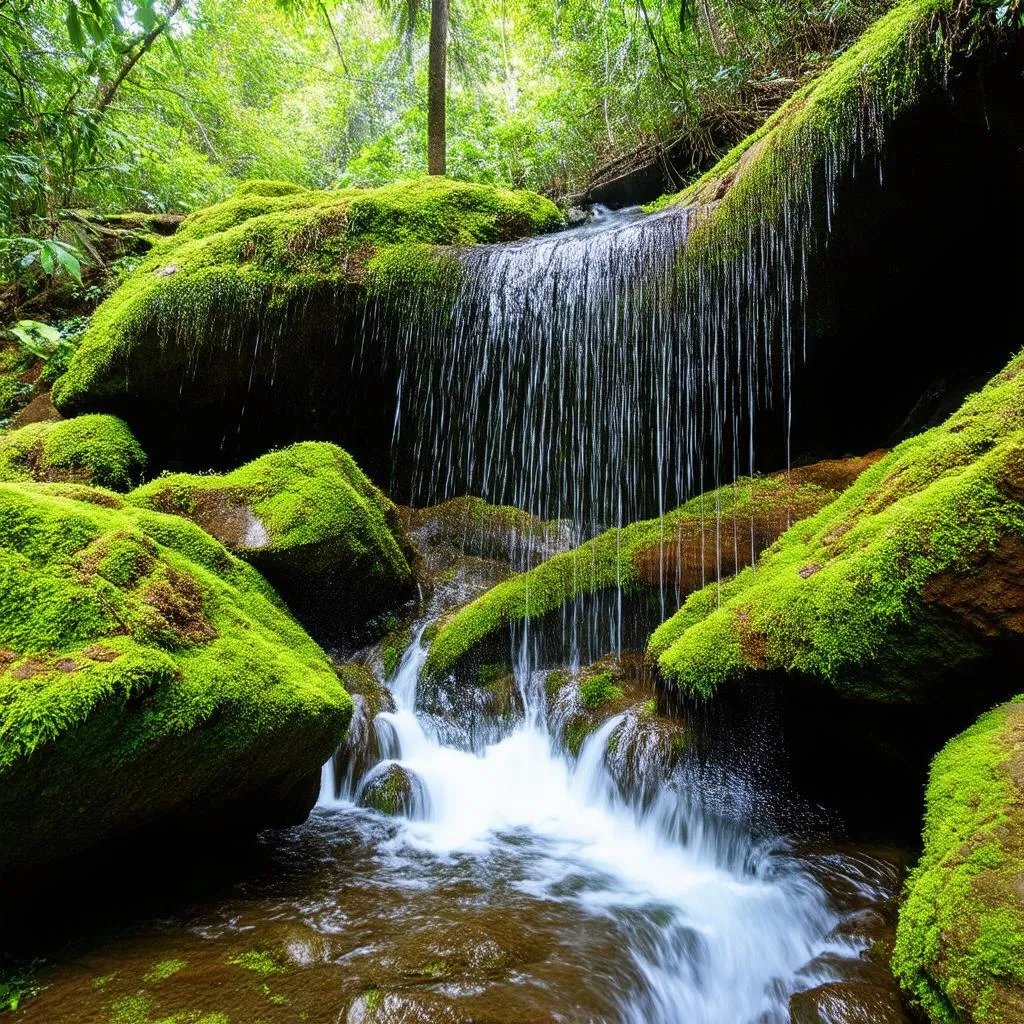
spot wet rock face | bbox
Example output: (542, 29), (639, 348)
(357, 764), (429, 818)
(630, 453), (887, 591)
(790, 982), (912, 1024)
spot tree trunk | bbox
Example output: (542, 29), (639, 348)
(427, 0), (448, 175)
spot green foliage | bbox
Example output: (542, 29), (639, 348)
(7, 320), (66, 360)
(652, 350), (1024, 702)
(0, 481), (352, 874)
(0, 0), (891, 258)
(0, 414), (147, 490)
(893, 699), (1024, 1023)
(0, 961), (42, 1012)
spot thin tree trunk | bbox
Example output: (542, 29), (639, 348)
(427, 0), (448, 175)
(96, 0), (185, 113)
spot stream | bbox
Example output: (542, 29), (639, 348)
(12, 206), (910, 1024)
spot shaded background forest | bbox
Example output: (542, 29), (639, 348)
(1, 0), (888, 273)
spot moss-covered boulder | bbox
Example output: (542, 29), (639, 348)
(125, 442), (414, 642)
(0, 481), (352, 878)
(893, 699), (1024, 1023)
(48, 178), (563, 470)
(357, 763), (426, 818)
(0, 414), (146, 490)
(651, 352), (1024, 703)
(648, 0), (969, 264)
(423, 455), (879, 679)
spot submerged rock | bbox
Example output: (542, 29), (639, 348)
(0, 414), (146, 490)
(0, 481), (352, 879)
(651, 352), (1024, 704)
(126, 442), (415, 643)
(357, 763), (428, 818)
(893, 699), (1024, 1024)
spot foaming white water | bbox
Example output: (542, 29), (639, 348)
(320, 628), (846, 1023)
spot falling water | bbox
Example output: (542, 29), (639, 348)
(321, 623), (862, 1024)
(365, 201), (805, 541)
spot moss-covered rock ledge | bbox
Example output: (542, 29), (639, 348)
(50, 177), (563, 419)
(423, 455), (880, 679)
(0, 481), (352, 878)
(0, 414), (146, 490)
(651, 351), (1024, 703)
(893, 698), (1024, 1024)
(648, 0), (981, 265)
(126, 442), (415, 642)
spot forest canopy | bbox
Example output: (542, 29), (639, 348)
(0, 0), (889, 239)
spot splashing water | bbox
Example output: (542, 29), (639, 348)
(321, 625), (856, 1024)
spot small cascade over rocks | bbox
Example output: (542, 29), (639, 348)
(320, 617), (884, 1024)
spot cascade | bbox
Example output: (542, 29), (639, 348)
(321, 615), (865, 1024)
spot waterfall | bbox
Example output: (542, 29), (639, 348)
(321, 622), (854, 1024)
(366, 201), (802, 540)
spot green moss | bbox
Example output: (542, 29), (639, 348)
(143, 961), (187, 983)
(424, 463), (856, 678)
(647, 0), (960, 267)
(125, 442), (413, 634)
(51, 177), (562, 413)
(578, 671), (624, 711)
(127, 441), (410, 575)
(228, 951), (286, 977)
(0, 414), (146, 490)
(359, 763), (415, 816)
(109, 993), (229, 1024)
(652, 351), (1024, 702)
(0, 481), (352, 874)
(893, 699), (1024, 1023)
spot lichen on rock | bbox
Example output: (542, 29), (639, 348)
(0, 414), (146, 490)
(0, 481), (352, 877)
(893, 698), (1024, 1023)
(651, 351), (1024, 703)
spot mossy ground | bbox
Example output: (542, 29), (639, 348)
(0, 481), (352, 874)
(651, 351), (1024, 702)
(893, 698), (1024, 1023)
(51, 177), (563, 414)
(423, 458), (873, 678)
(0, 414), (146, 490)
